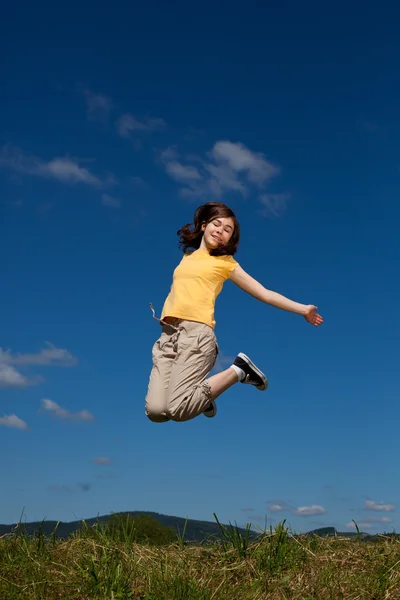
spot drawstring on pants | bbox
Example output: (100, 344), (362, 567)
(149, 303), (180, 332)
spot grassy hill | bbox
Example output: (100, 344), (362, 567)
(0, 511), (254, 542)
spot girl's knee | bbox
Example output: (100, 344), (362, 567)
(146, 408), (170, 423)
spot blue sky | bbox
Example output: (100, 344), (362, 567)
(1, 0), (400, 534)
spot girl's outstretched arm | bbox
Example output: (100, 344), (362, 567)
(230, 266), (323, 327)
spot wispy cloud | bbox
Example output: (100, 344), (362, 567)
(0, 414), (28, 430)
(0, 362), (41, 388)
(41, 399), (95, 422)
(116, 113), (166, 138)
(2, 342), (78, 367)
(365, 500), (395, 512)
(259, 193), (290, 217)
(268, 503), (287, 513)
(266, 499), (291, 513)
(84, 90), (112, 121)
(164, 160), (202, 184)
(93, 456), (112, 465)
(211, 141), (279, 185)
(101, 193), (121, 208)
(161, 141), (285, 214)
(0, 343), (76, 389)
(293, 505), (327, 516)
(0, 145), (102, 187)
(241, 507), (255, 512)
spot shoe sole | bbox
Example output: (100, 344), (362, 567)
(203, 403), (217, 418)
(238, 353), (268, 391)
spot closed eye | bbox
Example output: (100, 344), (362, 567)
(213, 219), (233, 233)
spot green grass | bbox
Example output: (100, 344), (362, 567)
(1, 519), (400, 599)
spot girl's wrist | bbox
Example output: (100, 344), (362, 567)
(298, 304), (308, 316)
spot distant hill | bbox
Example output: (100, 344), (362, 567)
(0, 512), (393, 542)
(0, 511), (253, 542)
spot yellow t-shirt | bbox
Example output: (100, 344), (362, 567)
(161, 249), (239, 329)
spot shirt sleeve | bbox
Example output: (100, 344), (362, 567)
(225, 255), (240, 278)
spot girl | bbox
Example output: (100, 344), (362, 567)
(146, 202), (323, 422)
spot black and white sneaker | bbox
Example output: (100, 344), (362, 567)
(234, 353), (268, 391)
(203, 401), (217, 418)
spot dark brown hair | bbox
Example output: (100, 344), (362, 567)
(177, 202), (240, 256)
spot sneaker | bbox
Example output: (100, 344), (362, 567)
(233, 353), (268, 390)
(203, 401), (217, 418)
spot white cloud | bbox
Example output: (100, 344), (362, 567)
(365, 500), (395, 512)
(0, 414), (28, 430)
(41, 399), (94, 422)
(259, 193), (290, 218)
(161, 141), (282, 204)
(164, 161), (202, 183)
(0, 343), (76, 389)
(266, 498), (290, 511)
(93, 456), (112, 465)
(268, 504), (286, 513)
(293, 505), (327, 516)
(211, 141), (279, 185)
(2, 342), (78, 367)
(43, 158), (101, 186)
(0, 145), (102, 187)
(0, 362), (33, 388)
(101, 194), (121, 208)
(84, 90), (112, 120)
(116, 113), (166, 138)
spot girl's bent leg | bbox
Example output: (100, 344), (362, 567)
(166, 322), (239, 422)
(206, 367), (239, 399)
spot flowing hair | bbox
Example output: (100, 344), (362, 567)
(177, 202), (240, 256)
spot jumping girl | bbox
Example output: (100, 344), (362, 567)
(146, 202), (323, 422)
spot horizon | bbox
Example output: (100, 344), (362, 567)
(0, 509), (385, 538)
(2, 0), (400, 535)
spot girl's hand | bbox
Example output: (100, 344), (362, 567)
(304, 305), (323, 327)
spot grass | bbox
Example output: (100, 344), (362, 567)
(1, 519), (400, 599)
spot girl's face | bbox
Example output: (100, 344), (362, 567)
(201, 216), (235, 250)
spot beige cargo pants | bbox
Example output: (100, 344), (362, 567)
(145, 318), (218, 422)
